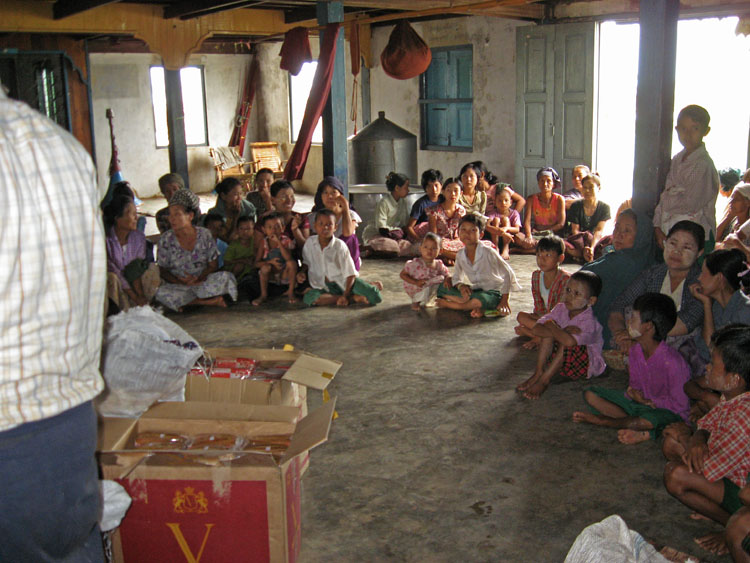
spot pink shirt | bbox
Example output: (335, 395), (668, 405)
(628, 341), (690, 421)
(402, 257), (450, 297)
(538, 303), (606, 378)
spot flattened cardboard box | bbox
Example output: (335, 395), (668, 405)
(186, 347), (342, 419)
(98, 399), (336, 563)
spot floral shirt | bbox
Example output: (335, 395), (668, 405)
(157, 227), (218, 278)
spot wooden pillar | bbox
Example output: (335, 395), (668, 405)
(164, 68), (190, 190)
(361, 63), (371, 127)
(317, 1), (348, 193)
(631, 0), (679, 217)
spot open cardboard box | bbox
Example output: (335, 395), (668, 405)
(99, 399), (336, 563)
(186, 347), (342, 417)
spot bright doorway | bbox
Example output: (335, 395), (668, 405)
(596, 17), (750, 213)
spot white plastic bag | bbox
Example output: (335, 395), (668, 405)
(565, 515), (669, 563)
(100, 480), (132, 532)
(97, 306), (202, 417)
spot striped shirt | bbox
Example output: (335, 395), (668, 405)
(0, 91), (105, 431)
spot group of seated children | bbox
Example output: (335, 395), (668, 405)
(509, 225), (750, 557)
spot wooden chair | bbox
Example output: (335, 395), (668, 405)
(249, 142), (286, 178)
(209, 146), (254, 190)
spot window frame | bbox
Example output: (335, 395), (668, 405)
(419, 44), (473, 152)
(149, 65), (209, 149)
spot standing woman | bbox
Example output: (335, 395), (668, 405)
(309, 176), (362, 269)
(362, 172), (413, 257)
(104, 195), (160, 311)
(207, 177), (257, 242)
(246, 167), (274, 218)
(155, 189), (238, 311)
(458, 163), (487, 217)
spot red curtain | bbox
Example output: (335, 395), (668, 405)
(284, 23), (341, 181)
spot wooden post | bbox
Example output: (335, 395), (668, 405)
(317, 1), (348, 193)
(164, 67), (190, 189)
(631, 0), (679, 217)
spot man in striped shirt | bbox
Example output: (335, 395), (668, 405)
(0, 86), (106, 560)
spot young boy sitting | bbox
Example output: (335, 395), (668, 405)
(653, 104), (719, 249)
(204, 213), (228, 268)
(253, 212), (297, 305)
(514, 235), (570, 349)
(572, 293), (690, 444)
(663, 324), (750, 556)
(517, 270), (606, 400)
(483, 187), (521, 260)
(436, 214), (521, 318)
(223, 215), (257, 302)
(300, 209), (382, 307)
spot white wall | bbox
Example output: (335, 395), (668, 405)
(91, 52), (253, 198)
(369, 17), (526, 185)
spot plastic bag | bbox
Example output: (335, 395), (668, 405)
(380, 21), (432, 80)
(565, 515), (668, 563)
(100, 480), (132, 532)
(97, 306), (202, 417)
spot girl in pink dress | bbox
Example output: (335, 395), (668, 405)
(400, 233), (451, 310)
(414, 178), (466, 264)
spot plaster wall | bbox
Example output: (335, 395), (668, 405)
(369, 17), (527, 185)
(91, 52), (252, 198)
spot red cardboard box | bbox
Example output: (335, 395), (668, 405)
(98, 400), (335, 563)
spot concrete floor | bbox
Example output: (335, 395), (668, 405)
(165, 251), (728, 563)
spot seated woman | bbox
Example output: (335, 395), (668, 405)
(263, 179), (310, 260)
(206, 177), (256, 242)
(565, 173), (611, 263)
(154, 189), (238, 311)
(308, 176), (362, 270)
(581, 209), (654, 347)
(362, 172), (413, 257)
(516, 167), (566, 251)
(563, 164), (591, 209)
(458, 162), (486, 217)
(155, 173), (186, 234)
(716, 182), (750, 243)
(685, 248), (750, 418)
(608, 220), (706, 372)
(246, 167), (274, 218)
(406, 169), (443, 242)
(104, 195), (160, 311)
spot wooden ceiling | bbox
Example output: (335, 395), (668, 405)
(50, 0), (548, 24)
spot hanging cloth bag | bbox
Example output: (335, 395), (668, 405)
(380, 21), (432, 80)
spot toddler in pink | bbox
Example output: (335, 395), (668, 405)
(400, 233), (451, 310)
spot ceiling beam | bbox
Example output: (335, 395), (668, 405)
(164, 0), (271, 20)
(53, 0), (120, 20)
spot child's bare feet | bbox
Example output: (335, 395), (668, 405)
(411, 303), (421, 311)
(516, 373), (539, 392)
(521, 340), (539, 350)
(694, 532), (728, 555)
(617, 429), (650, 444)
(202, 296), (227, 308)
(690, 512), (711, 521)
(523, 380), (549, 400)
(470, 308), (483, 318)
(501, 252), (510, 260)
(372, 280), (384, 291)
(352, 294), (370, 305)
(251, 296), (266, 306)
(287, 293), (297, 304)
(572, 411), (601, 424)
